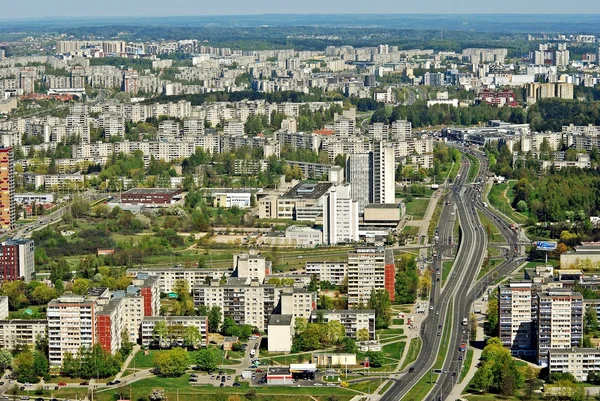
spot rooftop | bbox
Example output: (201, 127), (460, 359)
(268, 314), (294, 326)
(280, 182), (332, 200)
(364, 203), (403, 209)
(122, 188), (182, 196)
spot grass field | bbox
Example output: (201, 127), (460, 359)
(400, 338), (422, 371)
(93, 374), (356, 401)
(349, 377), (384, 393)
(465, 154), (480, 184)
(453, 216), (460, 243)
(428, 199), (444, 238)
(476, 210), (503, 242)
(442, 261), (453, 285)
(401, 225), (419, 237)
(405, 198), (429, 220)
(434, 301), (454, 370)
(392, 318), (405, 326)
(378, 379), (394, 394)
(487, 182), (529, 225)
(459, 349), (474, 383)
(382, 341), (406, 360)
(401, 370), (439, 401)
(477, 258), (502, 280)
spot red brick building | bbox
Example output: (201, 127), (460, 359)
(0, 146), (15, 230)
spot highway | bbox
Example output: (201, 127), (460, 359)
(381, 148), (527, 401)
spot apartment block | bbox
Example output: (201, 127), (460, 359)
(0, 296), (8, 320)
(0, 319), (47, 351)
(305, 262), (348, 286)
(322, 183), (359, 245)
(140, 316), (208, 347)
(549, 348), (600, 381)
(193, 278), (277, 331)
(234, 251), (270, 282)
(347, 247), (395, 306)
(130, 274), (161, 317)
(310, 309), (376, 340)
(125, 267), (231, 294)
(0, 239), (35, 282)
(47, 296), (96, 367)
(536, 289), (583, 367)
(499, 281), (536, 356)
(0, 146), (15, 230)
(96, 299), (124, 355)
(278, 288), (317, 320)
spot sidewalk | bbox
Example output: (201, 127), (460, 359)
(114, 344), (141, 380)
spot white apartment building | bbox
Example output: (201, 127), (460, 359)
(322, 183), (359, 245)
(499, 281), (535, 357)
(0, 319), (47, 351)
(193, 278), (278, 331)
(310, 310), (376, 340)
(0, 296), (8, 320)
(549, 348), (600, 382)
(279, 288), (317, 320)
(346, 153), (371, 211)
(126, 267), (231, 294)
(536, 289), (583, 367)
(141, 316), (208, 347)
(372, 141), (395, 204)
(234, 251), (270, 282)
(347, 247), (395, 306)
(47, 296), (96, 367)
(390, 120), (412, 141)
(305, 262), (347, 286)
(121, 294), (144, 344)
(267, 314), (294, 353)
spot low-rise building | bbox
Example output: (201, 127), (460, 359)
(305, 262), (347, 286)
(120, 188), (182, 205)
(363, 203), (405, 226)
(209, 189), (253, 209)
(0, 319), (47, 351)
(313, 353), (357, 367)
(549, 348), (600, 381)
(140, 316), (208, 347)
(267, 314), (294, 353)
(310, 310), (376, 340)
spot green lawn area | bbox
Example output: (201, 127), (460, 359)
(400, 338), (422, 371)
(459, 349), (474, 383)
(401, 225), (419, 237)
(427, 199), (444, 238)
(401, 371), (439, 401)
(477, 258), (502, 280)
(434, 301), (454, 370)
(128, 348), (214, 370)
(349, 377), (384, 393)
(453, 216), (460, 242)
(466, 154), (480, 184)
(487, 246), (502, 257)
(15, 386), (89, 399)
(477, 210), (503, 242)
(405, 198), (429, 219)
(442, 260), (453, 285)
(392, 318), (404, 326)
(93, 374), (356, 401)
(377, 328), (405, 336)
(487, 182), (529, 225)
(378, 379), (394, 394)
(8, 305), (46, 319)
(382, 341), (406, 360)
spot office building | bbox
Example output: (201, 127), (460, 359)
(322, 183), (359, 245)
(277, 182), (333, 222)
(47, 296), (96, 367)
(0, 146), (15, 230)
(0, 319), (47, 351)
(0, 239), (35, 282)
(310, 310), (375, 340)
(536, 289), (583, 367)
(347, 247), (395, 306)
(499, 281), (535, 357)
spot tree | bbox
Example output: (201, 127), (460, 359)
(338, 337), (357, 354)
(183, 326), (201, 349)
(153, 347), (190, 377)
(324, 320), (346, 344)
(14, 351), (37, 384)
(208, 306), (221, 333)
(195, 349), (219, 372)
(356, 327), (371, 341)
(30, 283), (58, 305)
(486, 299), (499, 336)
(585, 307), (599, 334)
(153, 321), (168, 348)
(523, 366), (541, 400)
(0, 349), (13, 371)
(516, 200), (528, 212)
(368, 289), (392, 329)
(32, 351), (49, 377)
(70, 198), (90, 218)
(1, 280), (29, 309)
(365, 351), (385, 367)
(61, 352), (79, 377)
(72, 278), (93, 296)
(149, 388), (166, 401)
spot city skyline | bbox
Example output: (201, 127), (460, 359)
(3, 1), (600, 19)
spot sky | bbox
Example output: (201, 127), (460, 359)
(2, 0), (600, 19)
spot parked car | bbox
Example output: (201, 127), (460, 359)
(219, 383), (224, 387)
(58, 382), (67, 387)
(232, 383), (241, 387)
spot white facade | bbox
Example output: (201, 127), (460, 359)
(305, 262), (347, 286)
(0, 296), (8, 320)
(141, 316), (208, 347)
(126, 267), (231, 294)
(372, 141), (395, 204)
(267, 315), (294, 353)
(323, 183), (359, 245)
(549, 348), (600, 382)
(0, 319), (47, 351)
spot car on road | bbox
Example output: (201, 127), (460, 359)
(80, 381), (88, 385)
(314, 383), (323, 386)
(408, 367), (415, 373)
(58, 382), (67, 386)
(430, 305), (434, 310)
(435, 310), (439, 315)
(114, 380), (121, 385)
(458, 356), (463, 360)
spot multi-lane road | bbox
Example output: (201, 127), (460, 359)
(381, 148), (527, 401)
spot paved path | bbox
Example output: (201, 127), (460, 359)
(114, 345), (141, 380)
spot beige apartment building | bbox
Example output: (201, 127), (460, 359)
(0, 319), (47, 351)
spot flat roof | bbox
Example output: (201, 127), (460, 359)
(268, 314), (293, 326)
(280, 182), (332, 200)
(364, 203), (402, 209)
(122, 188), (181, 196)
